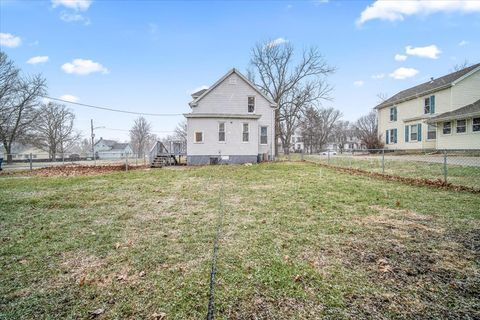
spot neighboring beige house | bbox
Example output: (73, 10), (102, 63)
(376, 63), (480, 150)
(185, 68), (277, 165)
(278, 128), (304, 153)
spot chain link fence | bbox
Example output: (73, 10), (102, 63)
(280, 149), (480, 190)
(0, 152), (149, 172)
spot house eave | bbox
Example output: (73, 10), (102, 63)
(375, 84), (452, 110)
(184, 113), (262, 119)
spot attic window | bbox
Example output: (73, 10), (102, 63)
(248, 96), (255, 113)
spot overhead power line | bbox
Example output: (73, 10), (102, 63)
(98, 127), (176, 134)
(42, 96), (184, 117)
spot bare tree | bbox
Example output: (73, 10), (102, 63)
(279, 80), (331, 154)
(173, 120), (187, 144)
(376, 92), (389, 103)
(0, 52), (47, 163)
(130, 116), (152, 158)
(332, 120), (351, 154)
(30, 102), (80, 160)
(452, 59), (471, 72)
(354, 110), (384, 150)
(300, 106), (342, 153)
(249, 40), (335, 155)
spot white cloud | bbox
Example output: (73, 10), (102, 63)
(190, 85), (209, 95)
(313, 0), (329, 5)
(405, 45), (441, 59)
(389, 67), (419, 80)
(266, 38), (288, 48)
(394, 54), (407, 61)
(357, 0), (480, 25)
(26, 56), (49, 64)
(60, 12), (90, 25)
(61, 59), (108, 75)
(353, 80), (364, 87)
(459, 40), (469, 46)
(0, 33), (21, 48)
(371, 73), (385, 79)
(51, 0), (92, 11)
(60, 94), (79, 103)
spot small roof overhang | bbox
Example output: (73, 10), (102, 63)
(426, 99), (480, 124)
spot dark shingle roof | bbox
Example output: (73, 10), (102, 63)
(376, 63), (480, 109)
(110, 143), (130, 151)
(427, 99), (480, 123)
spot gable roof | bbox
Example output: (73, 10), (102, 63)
(376, 63), (480, 110)
(110, 143), (130, 151)
(95, 138), (116, 147)
(188, 68), (277, 108)
(427, 99), (480, 123)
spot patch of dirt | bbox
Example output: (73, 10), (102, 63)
(13, 164), (148, 177)
(224, 295), (325, 319)
(339, 206), (480, 318)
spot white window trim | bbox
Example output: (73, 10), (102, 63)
(194, 131), (204, 144)
(247, 96), (255, 114)
(242, 123), (249, 143)
(442, 121), (452, 135)
(473, 117), (480, 134)
(389, 107), (397, 122)
(426, 124), (437, 141)
(389, 129), (396, 144)
(260, 126), (268, 145)
(455, 119), (467, 135)
(410, 124), (418, 142)
(218, 122), (226, 143)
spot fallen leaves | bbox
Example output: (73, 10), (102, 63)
(152, 312), (167, 319)
(21, 164), (147, 177)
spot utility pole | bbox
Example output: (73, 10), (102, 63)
(91, 119), (96, 165)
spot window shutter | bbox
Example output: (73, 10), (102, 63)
(385, 130), (389, 144)
(394, 129), (397, 143)
(405, 126), (409, 142)
(417, 123), (422, 141)
(430, 96), (435, 114)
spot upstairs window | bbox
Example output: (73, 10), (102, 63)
(473, 117), (480, 132)
(194, 131), (203, 143)
(218, 122), (225, 142)
(260, 126), (268, 144)
(443, 121), (451, 135)
(456, 119), (466, 133)
(424, 95), (435, 114)
(248, 96), (255, 113)
(390, 107), (397, 121)
(242, 123), (249, 142)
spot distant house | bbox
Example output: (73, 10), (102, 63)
(94, 138), (133, 159)
(185, 68), (277, 165)
(376, 63), (480, 150)
(278, 129), (304, 153)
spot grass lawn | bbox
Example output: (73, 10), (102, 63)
(304, 154), (480, 190)
(1, 162), (479, 319)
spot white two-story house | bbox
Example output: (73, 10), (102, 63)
(376, 63), (480, 150)
(185, 68), (277, 165)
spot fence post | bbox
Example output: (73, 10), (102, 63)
(382, 149), (385, 174)
(443, 149), (447, 184)
(301, 149), (304, 161)
(125, 154), (129, 172)
(327, 150), (330, 164)
(29, 153), (33, 171)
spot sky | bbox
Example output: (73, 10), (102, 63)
(1, 0), (479, 142)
